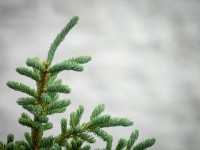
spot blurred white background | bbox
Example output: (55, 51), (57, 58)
(0, 0), (200, 149)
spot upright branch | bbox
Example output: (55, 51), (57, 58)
(47, 16), (79, 65)
(31, 62), (48, 150)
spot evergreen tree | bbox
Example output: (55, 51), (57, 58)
(0, 16), (156, 150)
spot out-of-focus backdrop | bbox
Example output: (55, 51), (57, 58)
(0, 0), (200, 149)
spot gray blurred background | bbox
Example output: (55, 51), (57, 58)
(0, 0), (200, 149)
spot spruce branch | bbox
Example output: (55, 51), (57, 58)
(90, 104), (105, 121)
(1, 16), (156, 150)
(91, 115), (111, 128)
(26, 57), (45, 72)
(132, 138), (156, 150)
(18, 114), (34, 128)
(47, 84), (71, 94)
(7, 81), (37, 97)
(24, 132), (32, 147)
(116, 138), (127, 150)
(42, 122), (53, 131)
(61, 118), (67, 134)
(46, 99), (71, 115)
(106, 117), (133, 127)
(72, 105), (84, 126)
(78, 133), (96, 144)
(47, 16), (79, 65)
(126, 130), (139, 150)
(7, 134), (14, 145)
(0, 141), (6, 149)
(16, 67), (40, 81)
(37, 115), (49, 123)
(41, 93), (52, 104)
(49, 61), (84, 73)
(68, 55), (92, 64)
(17, 97), (37, 106)
(15, 140), (30, 149)
(82, 144), (91, 150)
(92, 128), (113, 150)
(22, 105), (42, 116)
(40, 136), (54, 148)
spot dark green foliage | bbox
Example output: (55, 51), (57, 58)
(132, 138), (156, 150)
(17, 97), (36, 106)
(42, 122), (53, 131)
(82, 145), (91, 150)
(78, 133), (96, 143)
(0, 16), (155, 150)
(18, 113), (34, 128)
(46, 99), (71, 115)
(107, 117), (133, 127)
(0, 141), (6, 149)
(90, 104), (105, 120)
(47, 84), (71, 94)
(126, 130), (139, 149)
(24, 132), (32, 146)
(41, 93), (52, 104)
(116, 138), (127, 150)
(7, 134), (14, 144)
(70, 105), (84, 127)
(47, 16), (79, 65)
(91, 115), (111, 128)
(26, 57), (45, 72)
(40, 136), (55, 148)
(22, 105), (42, 116)
(49, 61), (84, 73)
(61, 118), (67, 134)
(92, 127), (112, 143)
(68, 55), (92, 64)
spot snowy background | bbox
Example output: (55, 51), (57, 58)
(0, 0), (200, 149)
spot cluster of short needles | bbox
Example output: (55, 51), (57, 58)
(0, 16), (156, 150)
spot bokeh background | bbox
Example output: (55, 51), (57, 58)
(0, 0), (200, 149)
